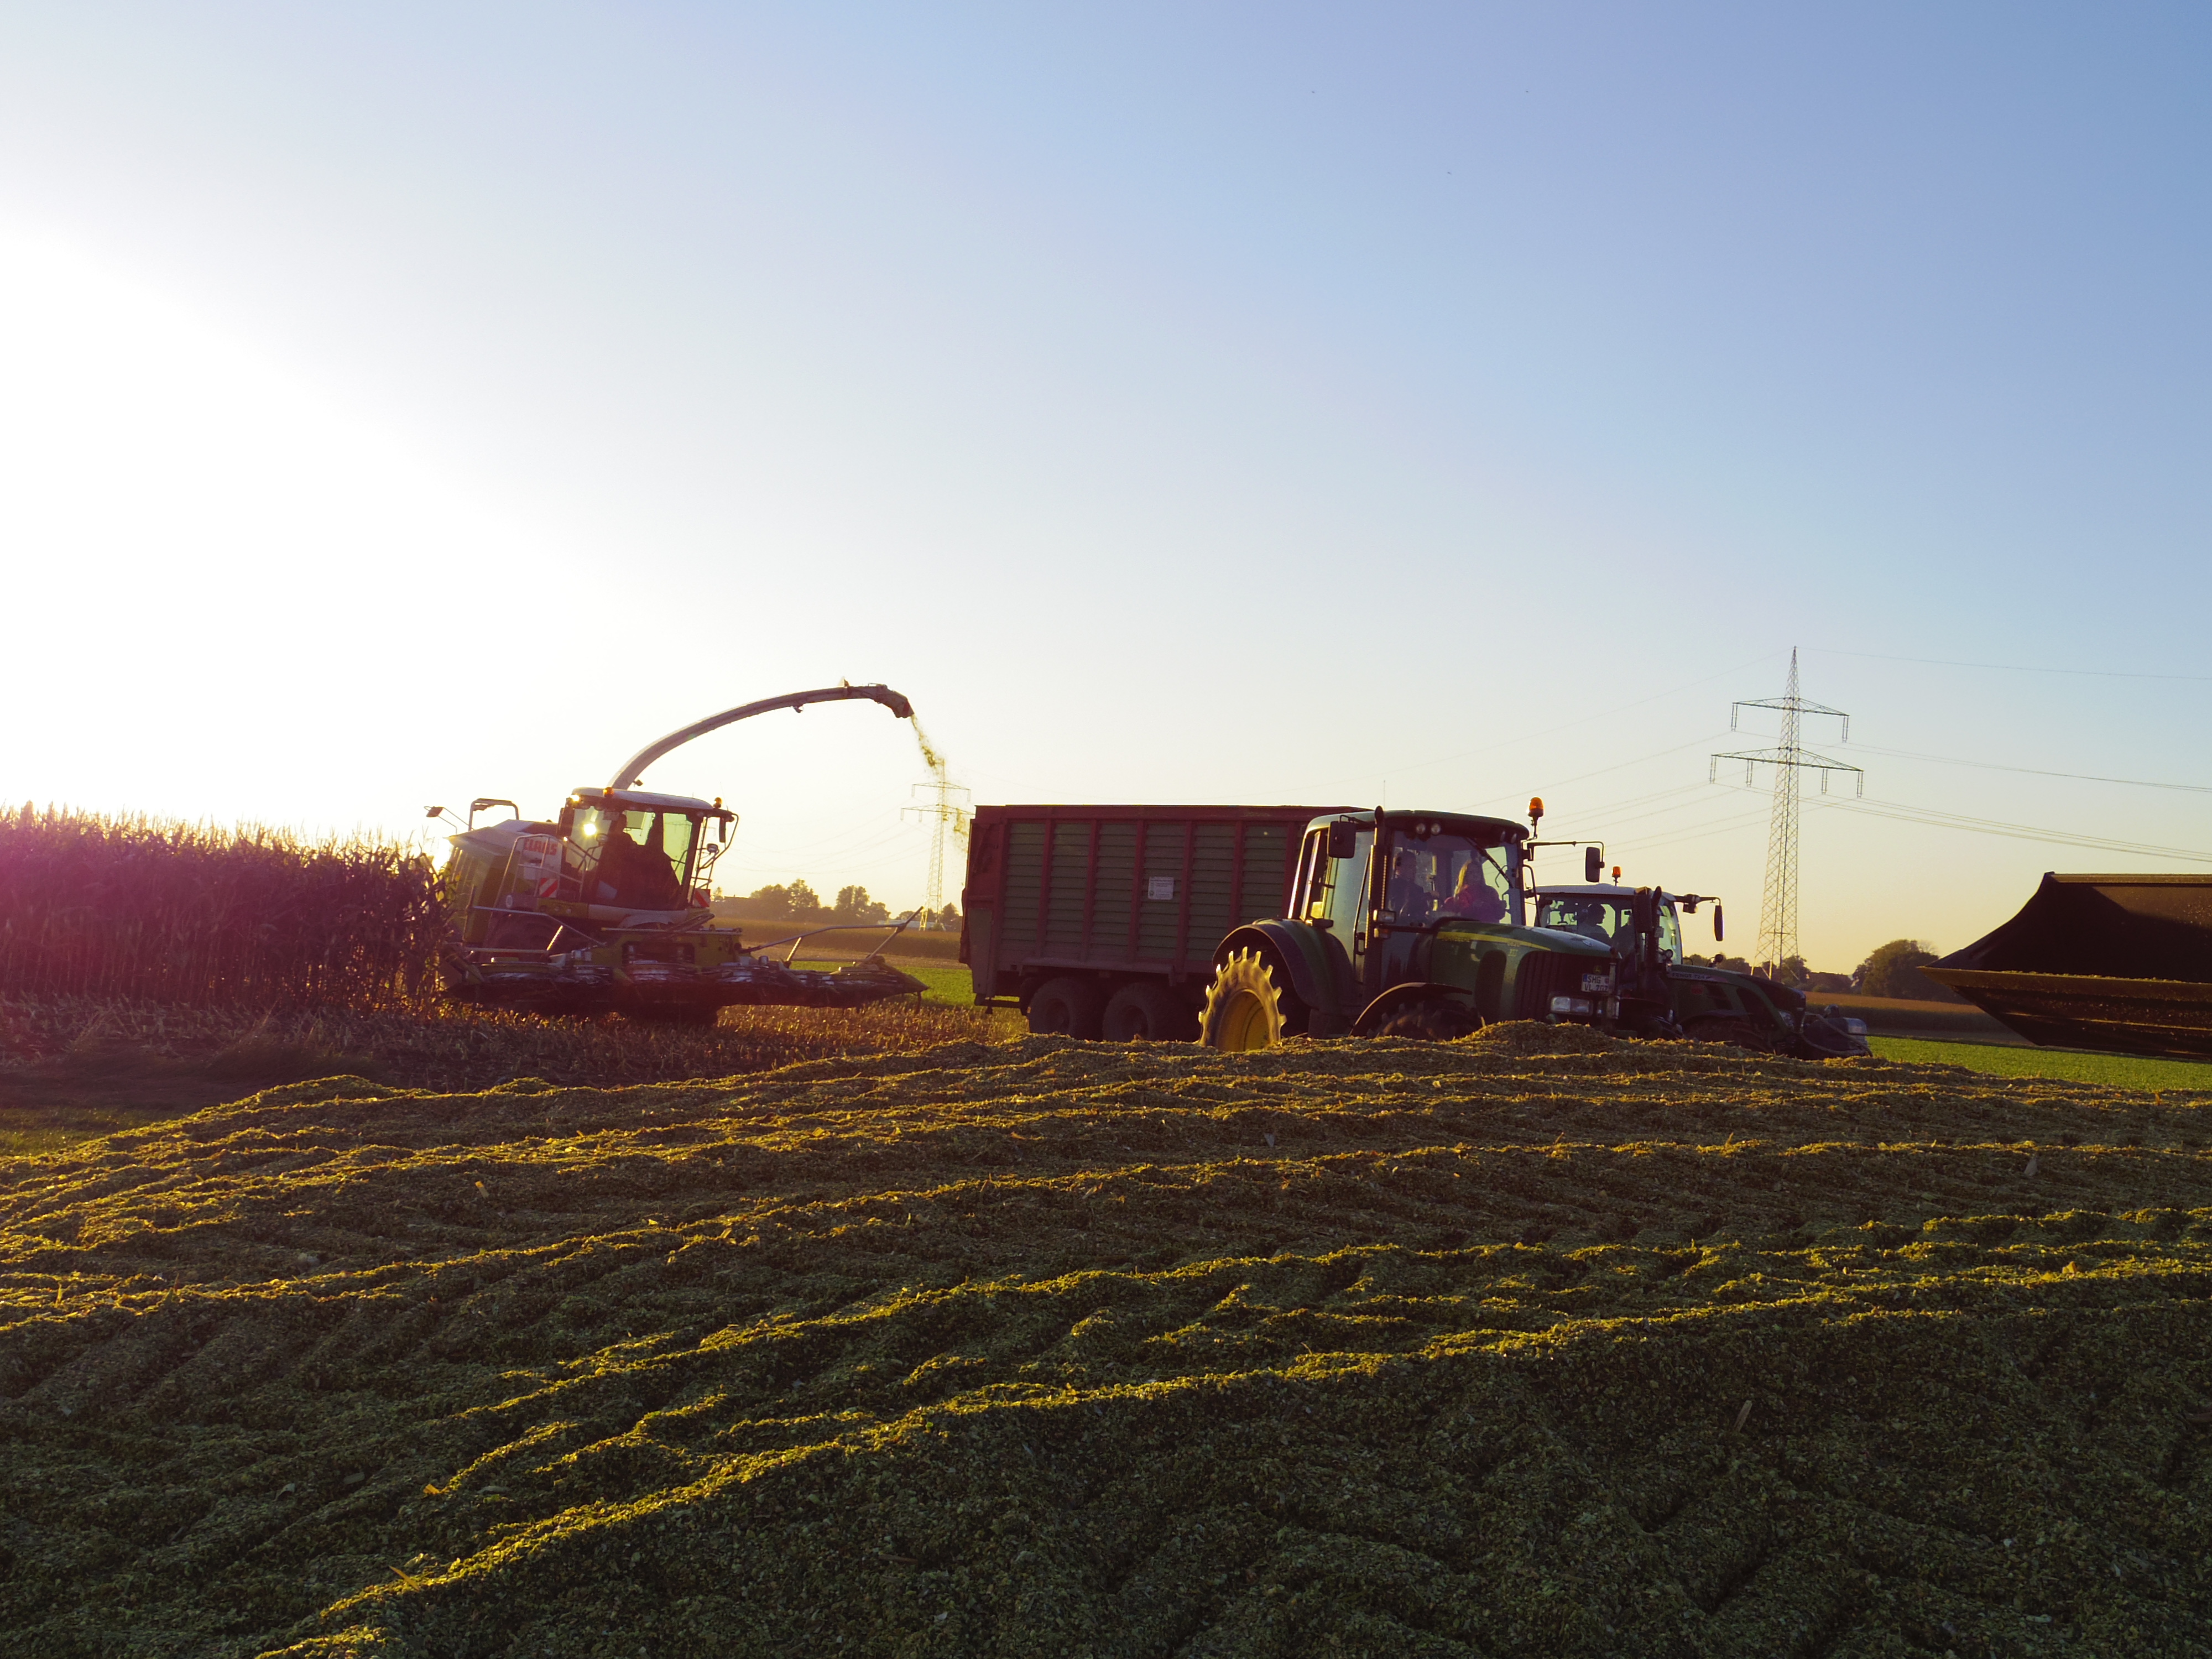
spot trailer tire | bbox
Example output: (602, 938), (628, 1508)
(1102, 982), (1193, 1042)
(1199, 948), (1307, 1052)
(1028, 977), (1104, 1039)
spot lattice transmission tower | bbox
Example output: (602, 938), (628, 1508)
(1711, 649), (1860, 974)
(903, 778), (972, 915)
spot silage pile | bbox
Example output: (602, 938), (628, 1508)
(0, 1027), (2208, 1657)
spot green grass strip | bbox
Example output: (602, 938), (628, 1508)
(1869, 1033), (2212, 1091)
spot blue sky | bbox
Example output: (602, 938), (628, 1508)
(3, 4), (2207, 967)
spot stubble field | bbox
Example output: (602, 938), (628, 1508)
(1, 1025), (2208, 1657)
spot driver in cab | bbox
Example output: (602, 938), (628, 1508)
(1437, 862), (1507, 924)
(1386, 849), (1433, 918)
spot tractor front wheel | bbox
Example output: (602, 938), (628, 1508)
(1683, 1015), (1785, 1054)
(1377, 998), (1480, 1042)
(1199, 948), (1306, 1052)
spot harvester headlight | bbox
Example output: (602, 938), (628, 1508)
(1550, 994), (1594, 1017)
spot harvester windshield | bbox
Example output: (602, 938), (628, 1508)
(561, 791), (727, 911)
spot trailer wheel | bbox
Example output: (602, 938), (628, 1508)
(1028, 977), (1104, 1039)
(1200, 948), (1306, 1051)
(1102, 982), (1193, 1042)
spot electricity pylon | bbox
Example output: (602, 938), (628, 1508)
(904, 779), (972, 915)
(1710, 649), (1860, 975)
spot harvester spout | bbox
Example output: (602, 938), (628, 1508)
(609, 684), (915, 789)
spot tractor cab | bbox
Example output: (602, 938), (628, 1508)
(1293, 811), (1529, 990)
(1532, 885), (1687, 967)
(1531, 883), (1708, 1032)
(1529, 880), (1869, 1057)
(1272, 810), (1615, 1031)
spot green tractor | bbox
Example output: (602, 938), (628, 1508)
(1529, 880), (1871, 1059)
(1197, 808), (1620, 1047)
(433, 685), (927, 1024)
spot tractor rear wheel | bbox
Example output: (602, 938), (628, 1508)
(1028, 977), (1104, 1039)
(1377, 998), (1480, 1042)
(1101, 982), (1193, 1042)
(1199, 948), (1306, 1052)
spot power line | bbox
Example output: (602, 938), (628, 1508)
(1502, 733), (1736, 798)
(1703, 781), (2212, 864)
(1823, 796), (2212, 864)
(1582, 785), (1735, 833)
(1809, 648), (2212, 684)
(732, 820), (914, 862)
(1307, 652), (1783, 792)
(1611, 802), (1778, 855)
(1530, 780), (1712, 827)
(734, 826), (903, 859)
(1837, 742), (2212, 794)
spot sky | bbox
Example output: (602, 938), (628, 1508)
(3, 3), (2209, 969)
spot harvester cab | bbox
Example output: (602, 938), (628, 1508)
(442, 789), (732, 950)
(558, 788), (733, 917)
(435, 684), (929, 1022)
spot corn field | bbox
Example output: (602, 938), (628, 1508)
(0, 804), (445, 1010)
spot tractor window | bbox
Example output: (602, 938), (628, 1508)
(1381, 831), (1518, 926)
(1319, 828), (1373, 937)
(1535, 894), (1685, 962)
(1538, 894), (1623, 946)
(1297, 829), (1331, 919)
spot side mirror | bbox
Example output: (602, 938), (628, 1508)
(1327, 821), (1358, 860)
(1583, 846), (1603, 883)
(1713, 904), (1724, 942)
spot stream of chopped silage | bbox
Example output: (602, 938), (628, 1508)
(0, 1024), (2208, 1657)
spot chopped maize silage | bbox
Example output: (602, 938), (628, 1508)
(0, 1024), (2208, 1657)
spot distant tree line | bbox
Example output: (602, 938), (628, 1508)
(1681, 938), (1960, 1001)
(1848, 939), (1961, 1001)
(716, 880), (960, 931)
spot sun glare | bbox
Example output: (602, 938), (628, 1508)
(0, 230), (540, 827)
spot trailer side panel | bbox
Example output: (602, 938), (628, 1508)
(961, 805), (1352, 1009)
